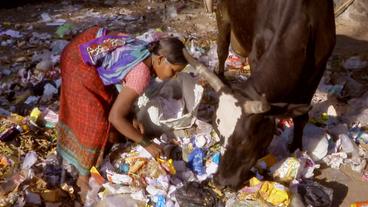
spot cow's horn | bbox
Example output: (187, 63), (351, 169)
(183, 48), (225, 92)
(243, 100), (271, 114)
(243, 94), (271, 114)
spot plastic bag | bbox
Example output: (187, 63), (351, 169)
(85, 177), (103, 207)
(94, 194), (146, 207)
(296, 151), (320, 179)
(135, 73), (204, 138)
(174, 182), (218, 207)
(270, 157), (300, 183)
(188, 148), (205, 175)
(155, 195), (166, 207)
(302, 124), (329, 161)
(297, 179), (333, 207)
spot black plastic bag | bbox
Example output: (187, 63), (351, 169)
(297, 179), (333, 207)
(174, 182), (219, 207)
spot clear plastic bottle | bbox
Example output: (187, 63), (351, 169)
(339, 134), (359, 157)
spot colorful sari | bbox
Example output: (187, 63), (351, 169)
(57, 27), (152, 175)
(57, 27), (115, 175)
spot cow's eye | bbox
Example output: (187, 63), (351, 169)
(216, 119), (220, 125)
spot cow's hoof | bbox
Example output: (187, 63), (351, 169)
(212, 175), (226, 190)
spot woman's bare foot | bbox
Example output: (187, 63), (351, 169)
(77, 175), (90, 204)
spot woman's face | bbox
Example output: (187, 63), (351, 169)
(152, 55), (186, 80)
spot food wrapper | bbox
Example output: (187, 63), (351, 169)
(128, 158), (148, 174)
(42, 108), (59, 128)
(102, 183), (133, 195)
(256, 154), (277, 172)
(249, 177), (262, 186)
(9, 113), (29, 132)
(106, 169), (133, 185)
(139, 160), (166, 178)
(237, 185), (262, 201)
(240, 177), (290, 207)
(90, 166), (105, 185)
(157, 158), (176, 175)
(259, 181), (290, 207)
(30, 107), (42, 125)
(270, 157), (300, 183)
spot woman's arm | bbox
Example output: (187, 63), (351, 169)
(108, 87), (162, 157)
(108, 87), (143, 143)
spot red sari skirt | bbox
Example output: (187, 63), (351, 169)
(57, 27), (115, 175)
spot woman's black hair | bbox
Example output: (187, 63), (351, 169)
(147, 37), (188, 65)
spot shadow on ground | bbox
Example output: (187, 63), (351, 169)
(315, 178), (349, 207)
(334, 34), (368, 55)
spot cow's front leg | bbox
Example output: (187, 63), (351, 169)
(290, 113), (309, 153)
(216, 2), (230, 80)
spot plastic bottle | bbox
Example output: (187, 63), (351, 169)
(339, 134), (359, 158)
(0, 125), (22, 141)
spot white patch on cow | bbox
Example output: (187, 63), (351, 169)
(216, 93), (242, 148)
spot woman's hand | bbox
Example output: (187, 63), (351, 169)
(109, 87), (146, 145)
(132, 119), (144, 134)
(144, 143), (163, 158)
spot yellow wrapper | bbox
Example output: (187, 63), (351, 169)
(247, 177), (290, 207)
(30, 108), (42, 124)
(157, 158), (176, 175)
(129, 158), (147, 174)
(90, 166), (105, 185)
(10, 114), (30, 132)
(10, 113), (24, 124)
(249, 177), (262, 186)
(259, 181), (290, 206)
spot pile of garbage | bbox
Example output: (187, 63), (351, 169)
(1, 1), (368, 206)
(81, 113), (368, 207)
(86, 119), (221, 206)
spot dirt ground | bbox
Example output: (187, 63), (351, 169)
(317, 3), (368, 205)
(0, 0), (367, 206)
